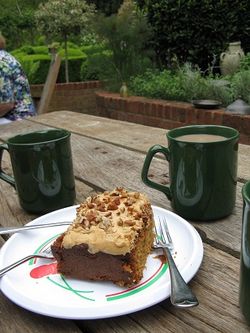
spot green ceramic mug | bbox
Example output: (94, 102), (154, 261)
(240, 181), (250, 324)
(141, 125), (239, 221)
(0, 129), (76, 214)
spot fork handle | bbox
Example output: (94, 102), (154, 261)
(0, 221), (71, 235)
(0, 255), (36, 277)
(164, 247), (199, 308)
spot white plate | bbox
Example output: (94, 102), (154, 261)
(0, 205), (203, 319)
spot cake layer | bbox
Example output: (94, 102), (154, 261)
(52, 236), (133, 284)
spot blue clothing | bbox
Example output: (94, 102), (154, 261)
(0, 50), (36, 120)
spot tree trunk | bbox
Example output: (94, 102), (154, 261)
(64, 34), (69, 83)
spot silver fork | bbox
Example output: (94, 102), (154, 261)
(154, 216), (199, 308)
(0, 247), (54, 278)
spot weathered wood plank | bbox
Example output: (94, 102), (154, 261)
(27, 111), (250, 182)
(1, 112), (250, 182)
(0, 294), (82, 333)
(29, 111), (168, 153)
(37, 54), (61, 115)
(0, 127), (245, 255)
(78, 243), (249, 333)
(0, 119), (51, 139)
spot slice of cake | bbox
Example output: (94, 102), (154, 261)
(51, 187), (154, 287)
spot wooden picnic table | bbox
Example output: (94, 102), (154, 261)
(0, 110), (250, 332)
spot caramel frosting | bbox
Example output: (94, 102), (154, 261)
(62, 187), (153, 255)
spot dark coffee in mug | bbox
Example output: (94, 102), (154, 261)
(141, 125), (239, 221)
(176, 134), (227, 143)
(0, 129), (76, 214)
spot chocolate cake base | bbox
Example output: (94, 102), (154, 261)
(52, 235), (136, 286)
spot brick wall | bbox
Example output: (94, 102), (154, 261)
(31, 81), (102, 115)
(95, 91), (250, 145)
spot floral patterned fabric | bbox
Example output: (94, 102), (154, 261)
(0, 50), (36, 121)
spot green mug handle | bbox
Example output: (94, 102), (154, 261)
(0, 143), (16, 187)
(141, 144), (172, 200)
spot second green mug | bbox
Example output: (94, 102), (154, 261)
(141, 125), (239, 221)
(239, 181), (250, 325)
(0, 129), (76, 214)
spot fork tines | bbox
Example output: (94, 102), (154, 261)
(155, 216), (174, 251)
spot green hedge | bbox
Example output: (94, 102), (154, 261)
(80, 50), (113, 81)
(139, 0), (250, 71)
(11, 44), (91, 84)
(58, 57), (87, 83)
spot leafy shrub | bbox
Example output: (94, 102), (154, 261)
(21, 60), (41, 84)
(32, 46), (50, 55)
(58, 56), (87, 82)
(18, 45), (35, 55)
(230, 70), (250, 104)
(11, 50), (26, 58)
(80, 50), (113, 81)
(204, 79), (233, 106)
(240, 53), (250, 70)
(66, 42), (79, 49)
(81, 43), (106, 56)
(139, 0), (250, 71)
(17, 54), (51, 84)
(129, 64), (234, 106)
(92, 0), (154, 90)
(129, 69), (185, 101)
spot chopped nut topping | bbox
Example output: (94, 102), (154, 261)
(128, 206), (134, 213)
(124, 220), (135, 226)
(107, 202), (118, 210)
(94, 198), (102, 205)
(117, 218), (123, 226)
(105, 211), (112, 217)
(125, 198), (135, 206)
(87, 202), (95, 209)
(134, 212), (142, 219)
(63, 188), (154, 256)
(84, 220), (90, 228)
(86, 210), (96, 222)
(97, 203), (106, 212)
(113, 197), (120, 205)
(99, 217), (112, 230)
(110, 191), (119, 196)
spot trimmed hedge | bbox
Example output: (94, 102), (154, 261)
(58, 57), (87, 83)
(12, 45), (89, 84)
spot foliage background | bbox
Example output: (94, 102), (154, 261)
(1, 0), (250, 71)
(0, 0), (250, 105)
(137, 0), (250, 71)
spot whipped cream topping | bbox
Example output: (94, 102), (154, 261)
(62, 188), (153, 255)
